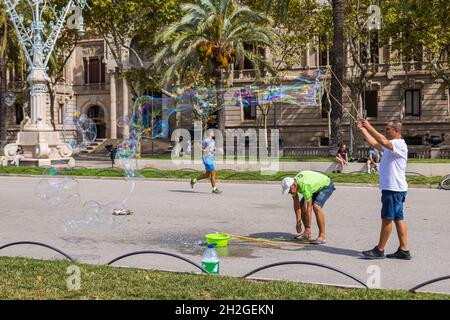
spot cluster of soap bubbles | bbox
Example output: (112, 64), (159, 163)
(124, 69), (327, 129)
(35, 162), (124, 232)
(62, 106), (97, 153)
(111, 69), (327, 178)
(35, 165), (80, 208)
(3, 92), (16, 107)
(35, 70), (326, 232)
(63, 200), (122, 231)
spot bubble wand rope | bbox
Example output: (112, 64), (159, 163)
(227, 234), (310, 247)
(323, 86), (359, 122)
(326, 66), (364, 119)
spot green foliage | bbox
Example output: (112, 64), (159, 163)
(382, 0), (450, 83)
(153, 0), (277, 85)
(257, 0), (332, 71)
(2, 257), (449, 300)
(85, 0), (185, 96)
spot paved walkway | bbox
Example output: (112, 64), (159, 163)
(0, 176), (449, 293)
(74, 159), (450, 176)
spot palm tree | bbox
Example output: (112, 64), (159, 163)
(0, 5), (24, 148)
(0, 7), (15, 147)
(329, 0), (345, 155)
(154, 0), (277, 130)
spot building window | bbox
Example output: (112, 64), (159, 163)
(15, 103), (24, 125)
(321, 93), (330, 119)
(360, 31), (379, 64)
(405, 89), (421, 116)
(58, 103), (64, 124)
(320, 137), (329, 146)
(404, 136), (423, 146)
(318, 35), (329, 66)
(241, 92), (257, 120)
(238, 43), (265, 70)
(364, 90), (378, 118)
(83, 56), (106, 84)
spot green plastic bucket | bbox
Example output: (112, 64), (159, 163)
(205, 233), (230, 248)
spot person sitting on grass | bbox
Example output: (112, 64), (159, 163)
(334, 144), (349, 173)
(367, 146), (381, 173)
(281, 171), (335, 245)
(190, 131), (222, 194)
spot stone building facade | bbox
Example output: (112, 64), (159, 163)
(5, 35), (450, 156)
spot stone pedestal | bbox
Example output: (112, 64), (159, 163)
(3, 131), (75, 167)
(430, 148), (441, 159)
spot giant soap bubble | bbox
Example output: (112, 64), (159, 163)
(62, 106), (97, 153)
(35, 165), (80, 208)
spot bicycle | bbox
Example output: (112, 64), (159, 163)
(439, 174), (450, 190)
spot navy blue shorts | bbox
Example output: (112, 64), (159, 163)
(301, 181), (335, 208)
(381, 190), (407, 221)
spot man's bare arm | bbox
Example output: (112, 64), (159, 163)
(361, 120), (393, 151)
(293, 194), (302, 224)
(305, 199), (312, 229)
(357, 123), (383, 152)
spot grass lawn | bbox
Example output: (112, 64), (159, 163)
(0, 257), (448, 300)
(0, 166), (443, 186)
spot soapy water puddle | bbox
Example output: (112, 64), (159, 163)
(156, 233), (263, 258)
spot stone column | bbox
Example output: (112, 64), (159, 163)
(26, 67), (53, 131)
(110, 72), (117, 139)
(122, 78), (129, 138)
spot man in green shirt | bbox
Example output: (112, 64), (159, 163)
(281, 171), (335, 245)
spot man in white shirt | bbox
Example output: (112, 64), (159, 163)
(357, 119), (411, 260)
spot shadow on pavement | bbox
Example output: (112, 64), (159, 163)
(168, 190), (210, 195)
(302, 245), (362, 258)
(249, 232), (361, 257)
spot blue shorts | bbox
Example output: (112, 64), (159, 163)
(381, 190), (407, 221)
(369, 150), (379, 159)
(301, 181), (335, 208)
(203, 155), (215, 172)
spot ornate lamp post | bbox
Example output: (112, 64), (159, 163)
(2, 0), (88, 166)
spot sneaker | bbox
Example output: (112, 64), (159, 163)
(212, 188), (222, 194)
(361, 246), (385, 259)
(387, 248), (412, 260)
(190, 178), (196, 189)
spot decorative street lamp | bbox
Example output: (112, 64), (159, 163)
(2, 0), (88, 166)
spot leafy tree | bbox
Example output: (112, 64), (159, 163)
(153, 0), (277, 130)
(85, 0), (183, 97)
(0, 3), (22, 146)
(383, 0), (450, 86)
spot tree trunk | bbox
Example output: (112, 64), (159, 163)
(0, 58), (8, 147)
(215, 68), (225, 131)
(329, 0), (345, 156)
(263, 110), (268, 153)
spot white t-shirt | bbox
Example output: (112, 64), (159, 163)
(202, 137), (215, 157)
(379, 139), (408, 192)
